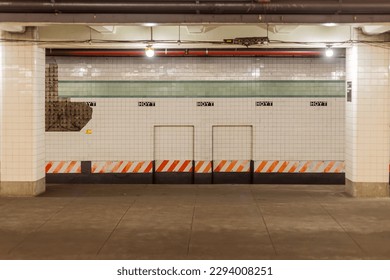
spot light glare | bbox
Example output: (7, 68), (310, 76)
(145, 47), (155, 57)
(323, 23), (337, 27)
(325, 48), (334, 57)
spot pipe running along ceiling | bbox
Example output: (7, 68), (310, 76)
(46, 49), (345, 57)
(1, 0), (390, 14)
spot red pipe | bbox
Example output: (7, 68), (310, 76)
(50, 49), (323, 57)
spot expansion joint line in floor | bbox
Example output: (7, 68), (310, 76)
(186, 187), (198, 256)
(96, 199), (138, 255)
(249, 186), (278, 256)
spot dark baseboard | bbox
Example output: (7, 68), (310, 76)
(46, 172), (346, 185)
(46, 173), (153, 184)
(253, 173), (345, 185)
(194, 173), (212, 184)
(213, 172), (252, 184)
(153, 172), (193, 184)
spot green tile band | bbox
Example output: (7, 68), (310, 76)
(59, 80), (345, 98)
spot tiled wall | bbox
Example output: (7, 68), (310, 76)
(57, 57), (344, 98)
(59, 80), (344, 98)
(155, 126), (194, 160)
(345, 36), (390, 183)
(1, 29), (45, 182)
(213, 126), (252, 160)
(46, 56), (345, 166)
(54, 56), (345, 81)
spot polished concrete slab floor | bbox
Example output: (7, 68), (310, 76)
(0, 184), (390, 260)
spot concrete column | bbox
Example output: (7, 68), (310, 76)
(0, 28), (45, 196)
(345, 31), (390, 197)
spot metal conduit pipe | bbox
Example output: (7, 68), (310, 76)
(46, 49), (328, 57)
(1, 1), (390, 14)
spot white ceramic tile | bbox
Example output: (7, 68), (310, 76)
(44, 56), (347, 165)
(1, 40), (45, 182)
(345, 43), (390, 183)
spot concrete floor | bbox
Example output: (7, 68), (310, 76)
(0, 184), (390, 260)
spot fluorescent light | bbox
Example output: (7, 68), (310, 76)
(145, 46), (155, 57)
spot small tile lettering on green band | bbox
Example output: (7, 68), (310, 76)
(59, 80), (345, 98)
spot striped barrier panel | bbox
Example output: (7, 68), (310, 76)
(213, 160), (251, 173)
(91, 161), (153, 173)
(46, 160), (346, 174)
(194, 161), (212, 173)
(46, 161), (82, 174)
(155, 160), (193, 172)
(254, 160), (345, 173)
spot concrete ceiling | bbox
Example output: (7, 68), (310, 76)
(1, 22), (387, 50)
(28, 23), (385, 49)
(1, 0), (390, 50)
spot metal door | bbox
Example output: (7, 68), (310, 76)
(212, 125), (253, 184)
(154, 125), (194, 184)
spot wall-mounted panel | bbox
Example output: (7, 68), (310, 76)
(212, 125), (253, 184)
(154, 126), (194, 184)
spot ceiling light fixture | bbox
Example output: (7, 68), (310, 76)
(144, 23), (157, 27)
(145, 27), (155, 57)
(323, 23), (337, 27)
(325, 45), (334, 57)
(145, 45), (155, 57)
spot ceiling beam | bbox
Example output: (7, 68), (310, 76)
(0, 23), (25, 32)
(361, 25), (390, 35)
(89, 25), (116, 34)
(1, 13), (390, 24)
(2, 1), (390, 14)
